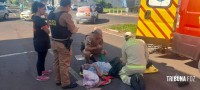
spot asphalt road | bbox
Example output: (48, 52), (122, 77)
(0, 11), (199, 90)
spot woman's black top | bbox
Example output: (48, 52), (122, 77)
(32, 15), (50, 52)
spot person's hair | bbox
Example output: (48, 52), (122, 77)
(92, 29), (102, 36)
(60, 0), (71, 7)
(31, 1), (45, 13)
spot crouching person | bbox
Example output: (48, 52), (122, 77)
(82, 29), (106, 63)
(119, 32), (149, 90)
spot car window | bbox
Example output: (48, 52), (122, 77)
(78, 7), (91, 13)
(0, 6), (3, 10)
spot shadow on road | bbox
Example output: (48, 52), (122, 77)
(185, 60), (199, 69)
(79, 19), (110, 25)
(0, 18), (20, 22)
(95, 18), (110, 24)
(0, 33), (200, 90)
(157, 53), (189, 61)
(7, 18), (21, 21)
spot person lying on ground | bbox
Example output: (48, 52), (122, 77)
(81, 61), (112, 78)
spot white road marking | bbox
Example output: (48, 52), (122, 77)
(0, 51), (34, 58)
(69, 67), (82, 80)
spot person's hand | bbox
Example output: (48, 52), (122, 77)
(102, 50), (107, 55)
(97, 45), (102, 49)
(100, 76), (106, 80)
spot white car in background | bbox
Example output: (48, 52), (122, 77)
(20, 6), (54, 20)
(76, 6), (98, 24)
(0, 5), (9, 20)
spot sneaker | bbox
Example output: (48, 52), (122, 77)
(62, 82), (78, 89)
(56, 81), (61, 86)
(36, 76), (50, 81)
(42, 70), (52, 75)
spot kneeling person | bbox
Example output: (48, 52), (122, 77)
(119, 32), (148, 90)
(83, 29), (106, 63)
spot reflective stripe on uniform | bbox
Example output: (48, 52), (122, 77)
(126, 65), (146, 69)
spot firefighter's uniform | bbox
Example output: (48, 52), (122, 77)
(48, 7), (78, 86)
(119, 37), (149, 85)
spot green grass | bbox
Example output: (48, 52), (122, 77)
(103, 8), (126, 13)
(108, 24), (137, 33)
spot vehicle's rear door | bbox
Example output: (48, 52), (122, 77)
(180, 0), (200, 37)
(136, 0), (179, 41)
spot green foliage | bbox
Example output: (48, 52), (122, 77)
(9, 0), (19, 5)
(108, 24), (137, 33)
(95, 0), (112, 8)
(103, 8), (126, 13)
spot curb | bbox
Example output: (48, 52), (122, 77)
(105, 13), (138, 17)
(108, 29), (119, 33)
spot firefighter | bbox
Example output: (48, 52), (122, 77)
(119, 32), (148, 90)
(47, 0), (78, 89)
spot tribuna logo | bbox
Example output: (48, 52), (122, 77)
(166, 75), (195, 82)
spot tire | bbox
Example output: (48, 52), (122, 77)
(96, 15), (99, 21)
(4, 14), (8, 20)
(92, 18), (96, 24)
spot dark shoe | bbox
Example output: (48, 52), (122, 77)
(146, 61), (153, 69)
(90, 55), (96, 62)
(56, 82), (61, 86)
(138, 74), (145, 90)
(62, 82), (78, 89)
(177, 81), (189, 87)
(130, 74), (140, 90)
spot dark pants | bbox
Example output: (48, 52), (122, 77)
(36, 50), (48, 76)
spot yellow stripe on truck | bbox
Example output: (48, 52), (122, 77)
(138, 9), (165, 39)
(137, 20), (154, 37)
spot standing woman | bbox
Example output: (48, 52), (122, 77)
(31, 2), (51, 81)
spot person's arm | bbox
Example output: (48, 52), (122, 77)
(97, 39), (103, 49)
(144, 41), (149, 60)
(85, 45), (99, 51)
(92, 63), (103, 77)
(120, 46), (127, 64)
(41, 25), (50, 34)
(64, 13), (78, 33)
(36, 17), (50, 34)
(84, 36), (99, 51)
